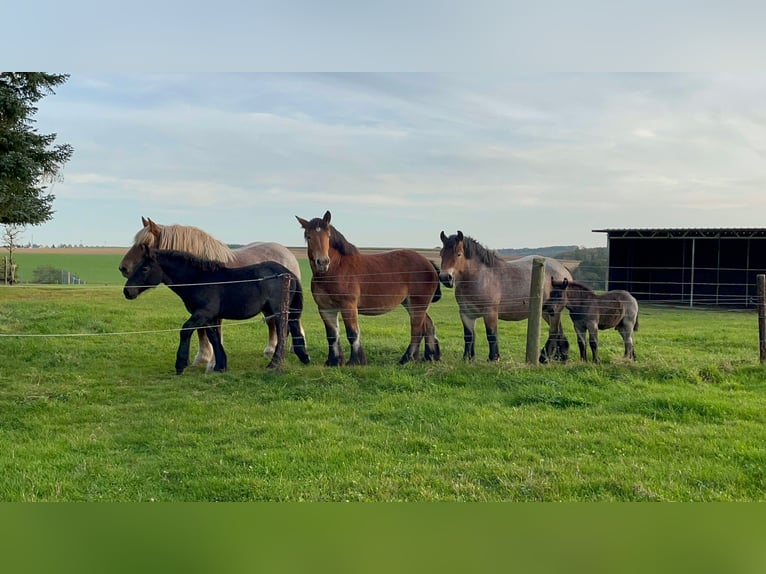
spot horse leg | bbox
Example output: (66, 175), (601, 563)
(266, 312), (286, 369)
(341, 306), (367, 366)
(263, 316), (278, 358)
(205, 325), (227, 372)
(540, 309), (569, 363)
(399, 299), (426, 364)
(588, 323), (600, 363)
(319, 308), (345, 366)
(423, 313), (440, 362)
(617, 322), (636, 361)
(176, 317), (202, 374)
(574, 323), (588, 361)
(192, 328), (215, 367)
(288, 318), (311, 364)
(484, 314), (500, 362)
(461, 315), (476, 361)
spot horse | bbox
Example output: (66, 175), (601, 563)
(123, 245), (310, 372)
(438, 230), (573, 362)
(119, 216), (305, 371)
(296, 210), (441, 366)
(543, 278), (639, 363)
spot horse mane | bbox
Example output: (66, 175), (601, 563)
(134, 223), (236, 264)
(563, 279), (594, 293)
(461, 235), (501, 267)
(329, 225), (360, 255)
(156, 249), (224, 273)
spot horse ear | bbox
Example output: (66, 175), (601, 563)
(296, 216), (309, 229)
(147, 218), (161, 238)
(141, 216), (149, 227)
(141, 243), (151, 256)
(440, 231), (447, 244)
(457, 230), (464, 242)
(323, 211), (332, 225)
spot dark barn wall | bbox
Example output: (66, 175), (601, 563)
(599, 229), (766, 308)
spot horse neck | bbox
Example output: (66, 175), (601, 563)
(565, 284), (595, 308)
(154, 252), (204, 287)
(456, 255), (493, 285)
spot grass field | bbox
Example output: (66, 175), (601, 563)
(13, 250), (126, 285)
(1, 253), (765, 501)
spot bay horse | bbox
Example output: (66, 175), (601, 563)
(543, 278), (639, 363)
(119, 217), (305, 371)
(438, 230), (573, 362)
(296, 210), (441, 366)
(123, 245), (310, 372)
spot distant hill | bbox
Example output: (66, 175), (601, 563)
(498, 246), (579, 258)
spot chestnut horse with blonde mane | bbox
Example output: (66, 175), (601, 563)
(119, 217), (305, 370)
(296, 210), (441, 366)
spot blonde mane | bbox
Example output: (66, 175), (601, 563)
(133, 223), (236, 264)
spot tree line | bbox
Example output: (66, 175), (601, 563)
(1, 73), (73, 283)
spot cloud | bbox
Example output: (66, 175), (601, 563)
(31, 73), (766, 248)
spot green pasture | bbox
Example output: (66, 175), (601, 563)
(1, 252), (765, 501)
(12, 252), (126, 285)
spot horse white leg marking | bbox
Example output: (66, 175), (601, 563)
(192, 336), (215, 366)
(351, 333), (362, 355)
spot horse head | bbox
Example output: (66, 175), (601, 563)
(438, 230), (465, 288)
(543, 277), (570, 315)
(296, 211), (333, 273)
(123, 244), (163, 300)
(119, 216), (163, 277)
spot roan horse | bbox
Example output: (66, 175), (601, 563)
(438, 230), (573, 362)
(543, 278), (639, 363)
(296, 210), (441, 366)
(123, 245), (310, 372)
(119, 217), (305, 371)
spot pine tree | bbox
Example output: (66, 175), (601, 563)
(0, 72), (74, 226)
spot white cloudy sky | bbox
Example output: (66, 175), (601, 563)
(6, 2), (766, 250)
(28, 72), (766, 249)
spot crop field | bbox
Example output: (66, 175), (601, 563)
(1, 252), (765, 501)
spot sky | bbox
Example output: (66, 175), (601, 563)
(25, 72), (766, 250)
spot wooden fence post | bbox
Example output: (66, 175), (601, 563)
(526, 257), (546, 365)
(758, 274), (765, 364)
(277, 273), (291, 367)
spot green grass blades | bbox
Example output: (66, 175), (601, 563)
(1, 278), (765, 501)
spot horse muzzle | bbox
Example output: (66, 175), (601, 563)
(314, 257), (330, 273)
(438, 271), (455, 288)
(123, 286), (140, 300)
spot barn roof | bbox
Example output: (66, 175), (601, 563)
(593, 228), (766, 239)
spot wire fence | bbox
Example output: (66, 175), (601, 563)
(2, 264), (766, 341)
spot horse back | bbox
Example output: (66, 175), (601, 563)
(215, 261), (300, 321)
(230, 242), (301, 279)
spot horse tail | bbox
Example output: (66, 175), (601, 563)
(633, 311), (639, 331)
(430, 260), (442, 303)
(290, 274), (304, 319)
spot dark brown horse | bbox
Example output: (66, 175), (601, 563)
(439, 230), (572, 362)
(543, 278), (639, 363)
(296, 210), (441, 365)
(119, 217), (305, 371)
